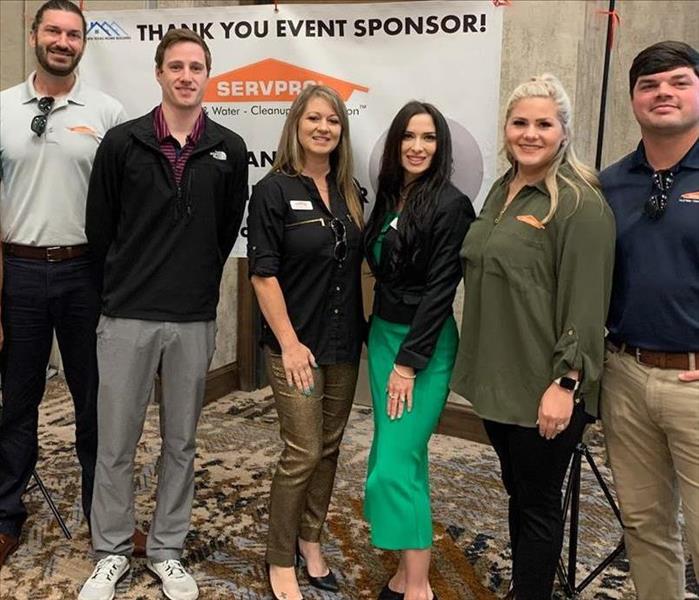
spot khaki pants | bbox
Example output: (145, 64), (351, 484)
(601, 349), (699, 600)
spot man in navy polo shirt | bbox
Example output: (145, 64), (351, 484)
(600, 41), (699, 600)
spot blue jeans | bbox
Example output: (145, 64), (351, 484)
(0, 255), (100, 537)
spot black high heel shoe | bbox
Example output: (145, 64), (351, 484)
(295, 540), (340, 592)
(377, 582), (405, 599)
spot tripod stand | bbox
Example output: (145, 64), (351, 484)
(556, 440), (625, 597)
(26, 470), (72, 539)
(0, 402), (71, 540)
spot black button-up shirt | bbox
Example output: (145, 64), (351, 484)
(247, 171), (364, 364)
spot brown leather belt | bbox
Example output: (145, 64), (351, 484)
(3, 243), (89, 262)
(622, 345), (695, 370)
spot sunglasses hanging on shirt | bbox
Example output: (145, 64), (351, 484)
(284, 216), (348, 265)
(644, 169), (675, 220)
(31, 96), (55, 137)
(329, 218), (348, 264)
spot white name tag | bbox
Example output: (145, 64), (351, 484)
(389, 217), (399, 230)
(290, 200), (313, 210)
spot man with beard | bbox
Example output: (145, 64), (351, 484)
(0, 0), (126, 569)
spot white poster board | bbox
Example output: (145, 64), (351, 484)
(80, 1), (504, 256)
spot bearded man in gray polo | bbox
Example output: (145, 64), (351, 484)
(0, 0), (125, 570)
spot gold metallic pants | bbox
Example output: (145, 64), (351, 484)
(265, 350), (359, 567)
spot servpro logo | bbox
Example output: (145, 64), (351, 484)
(204, 58), (369, 103)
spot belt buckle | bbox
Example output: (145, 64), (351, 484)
(46, 246), (63, 262)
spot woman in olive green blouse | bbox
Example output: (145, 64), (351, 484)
(451, 74), (615, 600)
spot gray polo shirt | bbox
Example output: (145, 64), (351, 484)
(0, 72), (126, 246)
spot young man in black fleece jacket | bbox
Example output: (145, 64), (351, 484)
(79, 29), (247, 600)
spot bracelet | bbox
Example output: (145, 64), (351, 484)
(392, 364), (416, 379)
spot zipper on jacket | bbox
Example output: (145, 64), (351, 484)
(284, 217), (326, 229)
(185, 169), (194, 217)
(174, 184), (183, 223)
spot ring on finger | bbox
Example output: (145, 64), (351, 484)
(555, 423), (566, 431)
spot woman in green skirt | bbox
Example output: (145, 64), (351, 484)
(363, 101), (475, 600)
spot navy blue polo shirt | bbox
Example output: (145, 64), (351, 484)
(600, 138), (699, 352)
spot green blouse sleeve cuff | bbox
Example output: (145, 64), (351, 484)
(551, 325), (583, 379)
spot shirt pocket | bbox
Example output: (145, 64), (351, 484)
(485, 227), (550, 293)
(283, 217), (329, 259)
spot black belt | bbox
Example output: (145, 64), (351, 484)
(3, 243), (89, 262)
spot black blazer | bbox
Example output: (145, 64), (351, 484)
(364, 182), (475, 370)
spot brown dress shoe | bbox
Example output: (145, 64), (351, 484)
(0, 533), (19, 570)
(132, 527), (147, 558)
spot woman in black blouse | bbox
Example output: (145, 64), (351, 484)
(247, 84), (364, 600)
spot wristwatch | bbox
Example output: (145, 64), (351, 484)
(554, 376), (580, 392)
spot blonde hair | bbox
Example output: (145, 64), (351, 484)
(272, 85), (363, 227)
(504, 74), (603, 223)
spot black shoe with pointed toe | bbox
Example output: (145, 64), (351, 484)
(306, 568), (339, 592)
(377, 582), (405, 600)
(296, 540), (340, 592)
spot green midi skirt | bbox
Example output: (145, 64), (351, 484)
(364, 313), (458, 549)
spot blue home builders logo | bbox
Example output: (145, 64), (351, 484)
(86, 20), (131, 40)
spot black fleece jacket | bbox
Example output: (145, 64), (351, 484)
(85, 109), (248, 322)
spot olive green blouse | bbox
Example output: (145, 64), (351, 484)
(450, 165), (615, 426)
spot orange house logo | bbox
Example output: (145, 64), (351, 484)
(204, 58), (369, 103)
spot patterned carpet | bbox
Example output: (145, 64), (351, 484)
(1, 377), (696, 600)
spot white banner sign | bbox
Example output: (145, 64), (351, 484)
(80, 1), (503, 256)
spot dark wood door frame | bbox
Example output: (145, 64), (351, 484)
(237, 258), (267, 391)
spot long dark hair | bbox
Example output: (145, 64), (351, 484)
(365, 101), (453, 276)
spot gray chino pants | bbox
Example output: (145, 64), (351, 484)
(90, 316), (215, 561)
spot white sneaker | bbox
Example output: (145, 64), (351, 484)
(147, 559), (199, 600)
(78, 555), (130, 600)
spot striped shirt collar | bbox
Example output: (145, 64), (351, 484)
(153, 104), (205, 146)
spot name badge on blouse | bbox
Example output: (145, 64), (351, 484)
(389, 217), (399, 230)
(290, 200), (313, 210)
